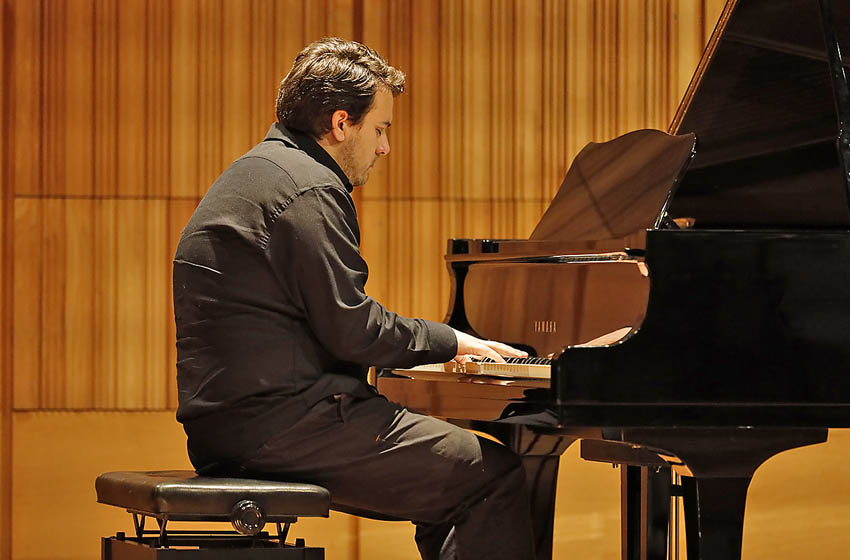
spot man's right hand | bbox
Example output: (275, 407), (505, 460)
(452, 329), (528, 364)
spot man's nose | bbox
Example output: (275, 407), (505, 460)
(377, 136), (390, 156)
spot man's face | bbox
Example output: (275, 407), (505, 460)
(339, 88), (393, 186)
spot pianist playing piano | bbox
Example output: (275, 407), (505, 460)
(172, 37), (537, 560)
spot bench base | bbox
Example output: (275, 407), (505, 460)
(102, 535), (325, 560)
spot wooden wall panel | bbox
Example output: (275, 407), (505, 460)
(1, 1), (10, 557)
(6, 0), (359, 410)
(12, 200), (194, 410)
(15, 0), (356, 201)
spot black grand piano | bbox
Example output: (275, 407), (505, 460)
(377, 1), (850, 559)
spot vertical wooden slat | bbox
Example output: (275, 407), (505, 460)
(462, 0), (492, 203)
(438, 199), (461, 317)
(566, 1), (592, 169)
(93, 199), (118, 408)
(274, 0), (307, 89)
(251, 0), (278, 139)
(491, 0), (511, 203)
(147, 0), (171, 199)
(594, 0), (618, 140)
(303, 0), (328, 41)
(410, 0), (440, 200)
(41, 200), (66, 408)
(117, 0), (145, 196)
(115, 200), (146, 408)
(542, 0), (569, 205)
(65, 0), (94, 197)
(12, 0), (39, 198)
(645, 0), (660, 128)
(94, 0), (118, 197)
(0, 0), (10, 553)
(170, 0), (200, 198)
(359, 200), (390, 305)
(672, 0), (701, 111)
(517, 0), (543, 204)
(329, 0), (355, 38)
(64, 200), (95, 408)
(43, 1), (67, 198)
(411, 200), (442, 320)
(439, 0), (462, 205)
(198, 0), (224, 192)
(222, 1), (253, 165)
(144, 200), (168, 408)
(388, 199), (412, 315)
(618, 0), (646, 134)
(12, 200), (41, 409)
(387, 0), (412, 202)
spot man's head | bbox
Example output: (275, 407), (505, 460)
(276, 38), (405, 186)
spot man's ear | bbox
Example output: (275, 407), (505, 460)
(330, 110), (349, 142)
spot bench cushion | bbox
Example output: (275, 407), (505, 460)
(96, 471), (330, 521)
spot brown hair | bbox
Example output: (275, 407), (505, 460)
(276, 37), (405, 138)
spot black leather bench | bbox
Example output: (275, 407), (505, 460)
(96, 471), (330, 559)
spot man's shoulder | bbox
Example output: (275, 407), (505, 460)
(238, 140), (345, 195)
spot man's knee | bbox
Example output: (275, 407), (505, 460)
(478, 435), (524, 476)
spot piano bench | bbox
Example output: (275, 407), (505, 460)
(96, 470), (330, 559)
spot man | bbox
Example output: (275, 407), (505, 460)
(173, 37), (535, 559)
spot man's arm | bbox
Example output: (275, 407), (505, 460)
(269, 186), (458, 368)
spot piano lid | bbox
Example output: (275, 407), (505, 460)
(668, 0), (850, 228)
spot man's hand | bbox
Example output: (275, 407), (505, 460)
(452, 329), (528, 364)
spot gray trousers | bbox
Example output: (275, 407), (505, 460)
(240, 393), (536, 560)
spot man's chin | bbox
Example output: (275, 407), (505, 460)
(352, 172), (371, 187)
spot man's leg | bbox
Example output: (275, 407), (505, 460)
(240, 394), (535, 560)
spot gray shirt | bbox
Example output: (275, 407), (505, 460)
(173, 123), (457, 470)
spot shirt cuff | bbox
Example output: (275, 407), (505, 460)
(422, 320), (458, 364)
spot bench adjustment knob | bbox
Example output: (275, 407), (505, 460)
(231, 500), (265, 535)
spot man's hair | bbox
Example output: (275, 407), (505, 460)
(276, 37), (406, 138)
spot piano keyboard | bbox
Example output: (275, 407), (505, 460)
(405, 357), (552, 379)
(465, 356), (551, 378)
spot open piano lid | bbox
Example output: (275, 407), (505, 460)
(668, 0), (850, 228)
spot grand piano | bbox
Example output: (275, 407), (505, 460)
(377, 1), (850, 559)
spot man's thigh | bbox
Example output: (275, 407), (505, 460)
(241, 394), (522, 524)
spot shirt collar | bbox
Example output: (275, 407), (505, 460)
(264, 123), (353, 192)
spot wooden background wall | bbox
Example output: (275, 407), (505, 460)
(2, 1), (849, 559)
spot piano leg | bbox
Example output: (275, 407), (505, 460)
(610, 428), (829, 560)
(521, 454), (563, 560)
(680, 476), (751, 560)
(621, 465), (671, 560)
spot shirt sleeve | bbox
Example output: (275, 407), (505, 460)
(268, 186), (458, 368)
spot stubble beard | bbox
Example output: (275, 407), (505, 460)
(339, 138), (375, 187)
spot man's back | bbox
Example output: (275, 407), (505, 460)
(174, 126), (369, 465)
